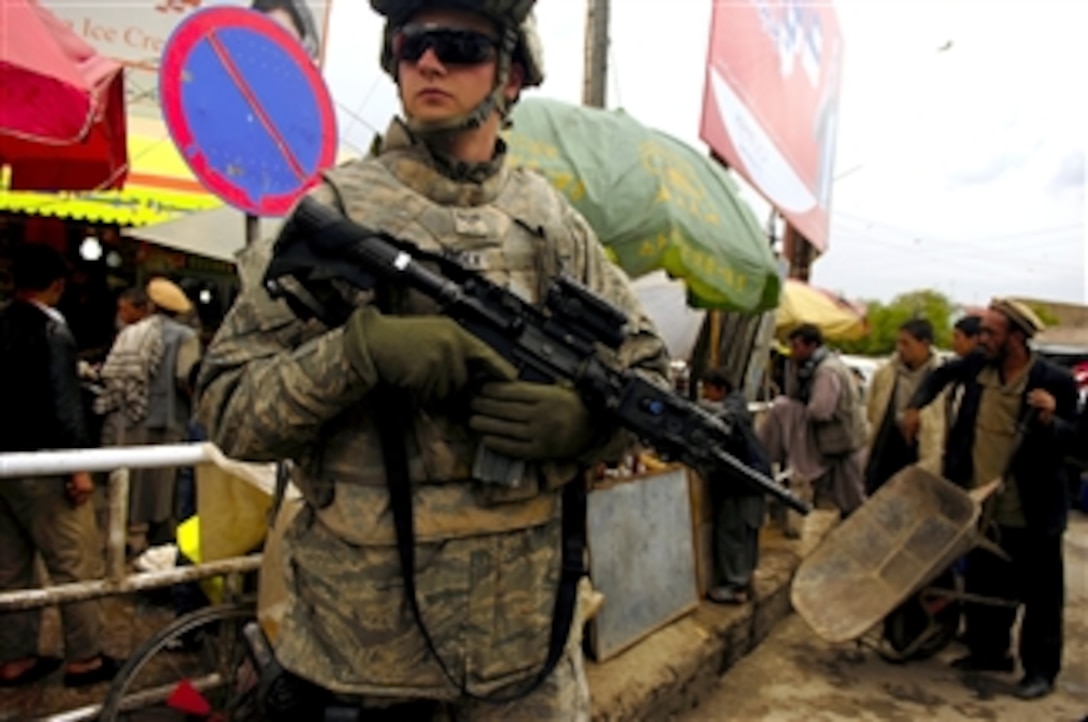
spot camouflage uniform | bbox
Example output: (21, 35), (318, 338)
(198, 119), (669, 717)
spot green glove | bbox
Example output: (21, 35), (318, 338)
(343, 306), (515, 400)
(468, 381), (594, 460)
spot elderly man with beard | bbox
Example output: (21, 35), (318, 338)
(900, 298), (1079, 700)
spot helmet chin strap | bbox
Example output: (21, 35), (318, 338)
(404, 26), (518, 138)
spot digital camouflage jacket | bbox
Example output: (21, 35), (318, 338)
(197, 119), (669, 698)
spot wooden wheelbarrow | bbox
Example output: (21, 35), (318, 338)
(791, 466), (1014, 661)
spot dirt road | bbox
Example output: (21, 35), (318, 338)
(679, 512), (1088, 721)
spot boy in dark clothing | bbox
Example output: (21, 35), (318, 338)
(699, 368), (771, 604)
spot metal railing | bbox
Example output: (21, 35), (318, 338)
(0, 443), (262, 613)
(1, 443), (265, 721)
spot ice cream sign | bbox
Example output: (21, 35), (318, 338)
(38, 1), (330, 116)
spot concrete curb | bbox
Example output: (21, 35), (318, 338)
(588, 510), (840, 722)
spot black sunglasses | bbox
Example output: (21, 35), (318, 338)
(394, 25), (499, 66)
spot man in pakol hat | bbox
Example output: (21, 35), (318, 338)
(901, 298), (1079, 700)
(97, 277), (200, 550)
(146, 277), (193, 316)
(196, 1), (667, 718)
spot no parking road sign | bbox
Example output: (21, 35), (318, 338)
(160, 7), (337, 216)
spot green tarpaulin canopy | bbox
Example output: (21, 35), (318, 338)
(507, 98), (780, 313)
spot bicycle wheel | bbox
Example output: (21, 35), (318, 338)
(98, 602), (259, 722)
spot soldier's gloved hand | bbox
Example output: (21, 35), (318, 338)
(343, 306), (515, 400)
(469, 381), (594, 460)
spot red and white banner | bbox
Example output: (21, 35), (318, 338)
(700, 0), (844, 252)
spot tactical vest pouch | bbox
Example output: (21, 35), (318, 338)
(475, 476), (540, 504)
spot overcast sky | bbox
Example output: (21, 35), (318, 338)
(323, 0), (1087, 306)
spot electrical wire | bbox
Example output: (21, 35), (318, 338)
(337, 76), (384, 147)
(832, 245), (1079, 274)
(824, 236), (1081, 271)
(609, 42), (623, 109)
(816, 233), (1079, 279)
(832, 211), (1082, 246)
(826, 227), (1077, 267)
(827, 216), (1083, 269)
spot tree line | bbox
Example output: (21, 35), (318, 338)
(831, 290), (1059, 357)
(835, 290), (955, 356)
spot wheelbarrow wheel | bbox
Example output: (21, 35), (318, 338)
(879, 571), (961, 663)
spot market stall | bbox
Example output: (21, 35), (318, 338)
(0, 0), (127, 192)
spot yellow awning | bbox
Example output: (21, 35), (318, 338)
(776, 279), (869, 342)
(0, 116), (222, 227)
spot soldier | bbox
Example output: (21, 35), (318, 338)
(196, 1), (668, 719)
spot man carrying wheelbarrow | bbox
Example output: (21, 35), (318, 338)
(900, 298), (1079, 700)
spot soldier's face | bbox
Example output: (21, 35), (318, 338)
(395, 10), (520, 125)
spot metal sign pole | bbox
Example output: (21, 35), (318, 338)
(245, 213), (259, 245)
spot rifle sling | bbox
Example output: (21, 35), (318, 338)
(376, 387), (585, 704)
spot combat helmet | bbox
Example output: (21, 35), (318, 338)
(370, 0), (544, 134)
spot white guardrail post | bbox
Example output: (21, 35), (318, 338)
(107, 467), (129, 584)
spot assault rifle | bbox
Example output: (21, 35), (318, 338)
(263, 197), (810, 514)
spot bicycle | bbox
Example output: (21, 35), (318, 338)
(97, 601), (259, 721)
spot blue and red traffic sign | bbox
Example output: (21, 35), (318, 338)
(160, 7), (337, 216)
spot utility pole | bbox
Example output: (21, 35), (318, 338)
(583, 0), (610, 108)
(783, 223), (814, 281)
